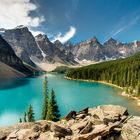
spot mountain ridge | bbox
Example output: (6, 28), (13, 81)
(2, 26), (140, 71)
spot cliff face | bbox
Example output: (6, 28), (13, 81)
(35, 34), (77, 65)
(66, 37), (140, 62)
(3, 27), (77, 68)
(0, 105), (139, 140)
(72, 37), (105, 61)
(0, 35), (32, 75)
(3, 27), (43, 66)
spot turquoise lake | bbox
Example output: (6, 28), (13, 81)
(0, 73), (140, 126)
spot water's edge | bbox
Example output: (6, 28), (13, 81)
(65, 76), (140, 107)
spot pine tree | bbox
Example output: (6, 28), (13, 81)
(136, 80), (140, 96)
(27, 104), (35, 122)
(46, 89), (60, 121)
(41, 76), (48, 120)
(19, 118), (22, 123)
(24, 112), (27, 122)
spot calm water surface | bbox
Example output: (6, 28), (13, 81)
(0, 73), (139, 126)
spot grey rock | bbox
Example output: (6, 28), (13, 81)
(72, 37), (105, 61)
(64, 111), (77, 121)
(51, 123), (72, 138)
(121, 116), (140, 140)
(28, 132), (40, 140)
(35, 34), (77, 65)
(0, 134), (7, 140)
(0, 35), (32, 75)
(3, 27), (43, 66)
(0, 105), (139, 140)
(79, 121), (93, 134)
(89, 105), (128, 123)
(77, 107), (89, 115)
(31, 124), (41, 132)
(76, 114), (86, 120)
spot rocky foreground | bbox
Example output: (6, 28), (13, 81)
(0, 105), (140, 140)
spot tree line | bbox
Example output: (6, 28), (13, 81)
(20, 76), (60, 122)
(66, 52), (140, 96)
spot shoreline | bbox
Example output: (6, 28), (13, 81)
(65, 76), (123, 89)
(65, 76), (140, 106)
(121, 91), (140, 106)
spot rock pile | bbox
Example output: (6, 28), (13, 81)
(0, 105), (140, 140)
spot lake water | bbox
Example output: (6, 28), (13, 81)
(0, 73), (139, 126)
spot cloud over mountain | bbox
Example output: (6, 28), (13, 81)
(0, 0), (45, 29)
(52, 26), (76, 43)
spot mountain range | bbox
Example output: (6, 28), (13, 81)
(1, 26), (140, 73)
(66, 37), (140, 62)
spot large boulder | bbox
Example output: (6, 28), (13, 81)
(50, 123), (72, 138)
(79, 121), (93, 134)
(121, 116), (140, 140)
(64, 111), (76, 121)
(89, 105), (128, 124)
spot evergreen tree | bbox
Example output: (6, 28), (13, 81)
(41, 76), (48, 120)
(66, 51), (140, 96)
(125, 87), (129, 94)
(24, 112), (27, 122)
(136, 80), (140, 96)
(19, 118), (22, 123)
(46, 89), (60, 121)
(27, 104), (35, 122)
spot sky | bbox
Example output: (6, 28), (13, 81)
(0, 0), (140, 44)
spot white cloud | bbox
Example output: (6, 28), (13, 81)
(52, 26), (76, 43)
(0, 0), (45, 29)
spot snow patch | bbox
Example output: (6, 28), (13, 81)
(119, 50), (125, 54)
(35, 41), (46, 58)
(15, 25), (26, 29)
(133, 40), (138, 47)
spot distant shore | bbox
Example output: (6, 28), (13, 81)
(65, 76), (123, 89)
(65, 76), (140, 106)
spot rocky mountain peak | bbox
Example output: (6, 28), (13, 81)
(78, 37), (101, 48)
(15, 25), (27, 29)
(3, 26), (43, 66)
(54, 40), (62, 46)
(64, 41), (73, 47)
(35, 34), (49, 42)
(90, 37), (98, 43)
(132, 40), (140, 47)
(7, 26), (29, 34)
(104, 38), (118, 45)
(85, 37), (99, 44)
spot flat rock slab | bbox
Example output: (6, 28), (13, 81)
(121, 116), (140, 140)
(89, 105), (128, 122)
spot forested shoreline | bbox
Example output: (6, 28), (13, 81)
(66, 52), (140, 96)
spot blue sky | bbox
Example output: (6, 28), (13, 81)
(1, 0), (140, 43)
